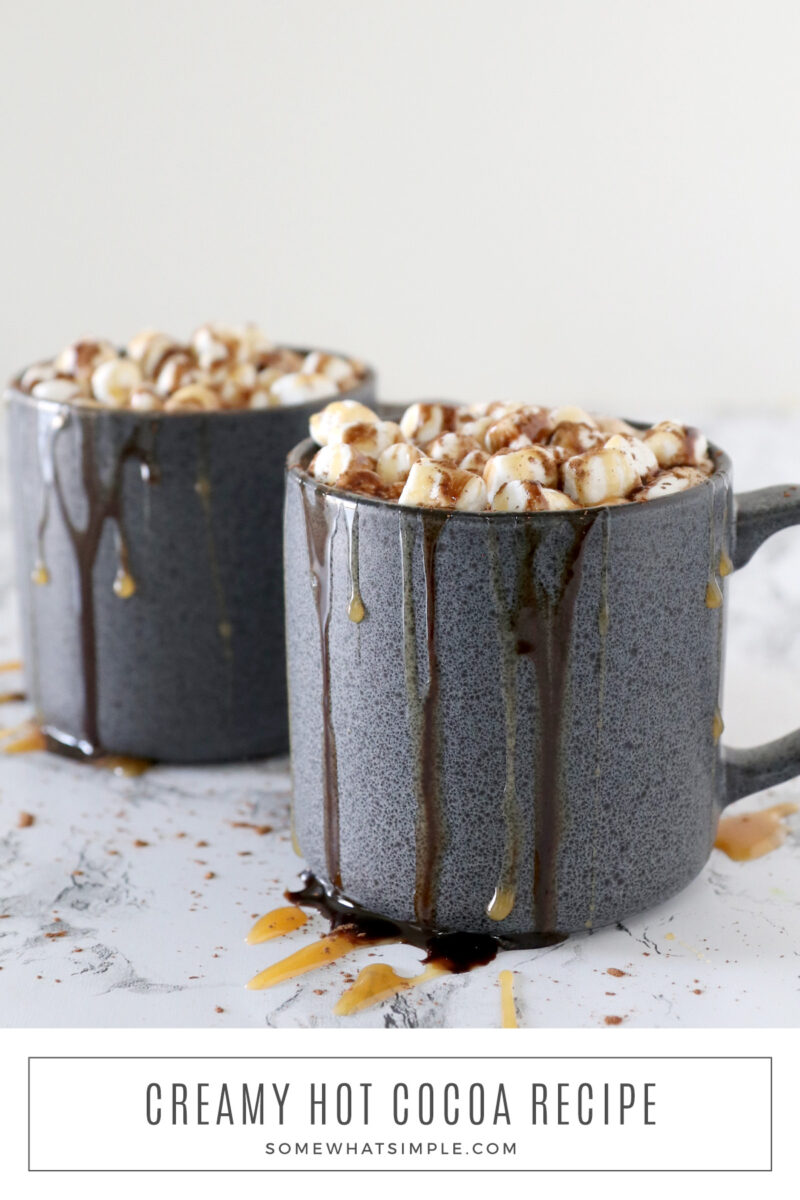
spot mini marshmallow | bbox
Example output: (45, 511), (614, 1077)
(31, 377), (85, 402)
(562, 444), (641, 505)
(164, 384), (219, 412)
(399, 460), (487, 512)
(129, 385), (163, 412)
(191, 323), (238, 371)
(126, 330), (180, 379)
(310, 400), (380, 446)
(484, 407), (553, 454)
(593, 414), (639, 437)
(491, 481), (577, 512)
(376, 441), (423, 485)
(328, 419), (402, 458)
(642, 420), (709, 469)
(460, 447), (490, 474)
(456, 414), (496, 444)
(155, 351), (199, 397)
(235, 323), (274, 363)
(633, 467), (708, 502)
(19, 363), (58, 391)
(55, 338), (116, 379)
(549, 421), (605, 455)
(604, 433), (659, 480)
(91, 357), (143, 407)
(483, 446), (560, 501)
(425, 432), (483, 466)
(549, 406), (598, 429)
(399, 403), (459, 446)
(270, 372), (339, 406)
(302, 351), (356, 386)
(310, 443), (370, 483)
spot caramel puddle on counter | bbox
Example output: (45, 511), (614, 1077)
(1, 721), (46, 754)
(715, 802), (799, 862)
(335, 962), (448, 1015)
(246, 905), (308, 945)
(498, 969), (518, 1028)
(0, 660), (23, 673)
(246, 930), (396, 991)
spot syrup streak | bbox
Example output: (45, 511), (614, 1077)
(334, 962), (448, 1015)
(486, 524), (521, 923)
(246, 930), (396, 991)
(0, 661), (23, 673)
(586, 510), (610, 930)
(498, 969), (518, 1028)
(1, 723), (47, 754)
(246, 905), (308, 945)
(715, 802), (799, 862)
(342, 503), (365, 623)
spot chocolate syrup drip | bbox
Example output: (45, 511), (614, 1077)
(301, 484), (342, 889)
(400, 511), (447, 927)
(514, 512), (597, 933)
(48, 412), (160, 755)
(288, 872), (564, 974)
(586, 510), (610, 929)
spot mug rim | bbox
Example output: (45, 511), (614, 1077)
(4, 345), (376, 422)
(286, 428), (732, 523)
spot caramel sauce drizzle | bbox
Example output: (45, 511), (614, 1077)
(486, 524), (522, 922)
(334, 962), (447, 1015)
(1, 723), (47, 754)
(498, 969), (518, 1028)
(246, 928), (394, 991)
(400, 512), (447, 927)
(93, 755), (151, 777)
(718, 549), (734, 577)
(246, 905), (308, 944)
(342, 503), (365, 623)
(0, 660), (23, 673)
(301, 485), (342, 888)
(715, 802), (798, 861)
(712, 708), (724, 743)
(705, 577), (723, 609)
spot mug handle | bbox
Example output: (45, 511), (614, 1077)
(723, 483), (800, 804)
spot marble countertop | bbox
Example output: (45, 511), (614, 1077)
(1, 410), (799, 1029)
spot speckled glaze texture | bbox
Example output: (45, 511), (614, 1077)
(285, 439), (800, 936)
(6, 365), (375, 763)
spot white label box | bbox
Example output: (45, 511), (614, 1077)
(28, 1055), (771, 1172)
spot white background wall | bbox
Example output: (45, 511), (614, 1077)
(3, 0), (800, 416)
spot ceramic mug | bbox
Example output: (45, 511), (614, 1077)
(284, 433), (800, 937)
(6, 357), (375, 763)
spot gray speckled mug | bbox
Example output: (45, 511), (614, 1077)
(6, 357), (375, 763)
(285, 436), (800, 936)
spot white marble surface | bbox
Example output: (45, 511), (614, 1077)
(1, 410), (799, 1029)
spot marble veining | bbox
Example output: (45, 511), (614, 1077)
(0, 410), (799, 1028)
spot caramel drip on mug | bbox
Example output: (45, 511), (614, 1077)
(400, 512), (447, 927)
(486, 524), (521, 922)
(342, 503), (365, 623)
(31, 407), (68, 587)
(515, 513), (596, 934)
(301, 486), (342, 889)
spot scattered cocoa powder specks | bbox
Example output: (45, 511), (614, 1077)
(607, 967), (627, 978)
(133, 839), (149, 848)
(196, 840), (209, 847)
(604, 1015), (624, 1026)
(230, 821), (273, 835)
(17, 811), (35, 828)
(204, 871), (215, 880)
(693, 989), (703, 995)
(214, 1006), (224, 1013)
(44, 930), (67, 939)
(238, 851), (252, 857)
